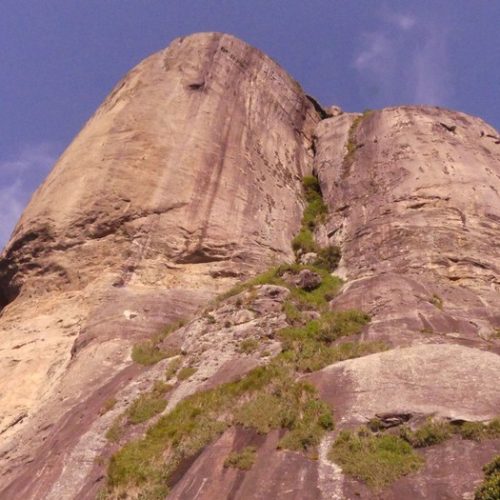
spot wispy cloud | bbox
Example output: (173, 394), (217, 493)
(0, 143), (58, 250)
(352, 11), (451, 106)
(386, 12), (416, 31)
(413, 27), (450, 104)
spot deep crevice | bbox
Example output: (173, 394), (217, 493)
(306, 95), (330, 120)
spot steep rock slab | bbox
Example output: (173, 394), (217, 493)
(309, 344), (500, 424)
(315, 106), (500, 345)
(311, 107), (500, 498)
(0, 32), (320, 493)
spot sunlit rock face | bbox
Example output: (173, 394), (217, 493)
(0, 32), (320, 495)
(1, 32), (500, 500)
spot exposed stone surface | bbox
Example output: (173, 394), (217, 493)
(309, 344), (500, 424)
(0, 32), (500, 500)
(295, 269), (323, 290)
(0, 32), (320, 495)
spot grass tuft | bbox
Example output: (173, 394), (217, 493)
(126, 381), (170, 425)
(329, 429), (423, 489)
(475, 455), (500, 500)
(165, 357), (182, 380)
(100, 397), (117, 416)
(131, 320), (185, 366)
(177, 366), (197, 381)
(224, 446), (257, 470)
(238, 338), (259, 355)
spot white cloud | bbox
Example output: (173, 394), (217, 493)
(0, 143), (58, 250)
(413, 28), (450, 105)
(387, 13), (416, 31)
(0, 180), (25, 247)
(354, 32), (394, 75)
(352, 12), (451, 107)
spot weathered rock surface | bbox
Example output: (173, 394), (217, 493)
(1, 32), (500, 500)
(0, 32), (320, 495)
(310, 344), (500, 424)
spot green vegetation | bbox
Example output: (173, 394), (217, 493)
(301, 175), (328, 230)
(126, 382), (170, 425)
(329, 429), (423, 489)
(329, 417), (500, 491)
(100, 397), (117, 416)
(278, 310), (383, 373)
(105, 361), (333, 497)
(131, 341), (170, 366)
(282, 300), (303, 325)
(165, 357), (182, 380)
(290, 176), (340, 271)
(399, 419), (451, 447)
(216, 263), (342, 306)
(234, 376), (333, 451)
(224, 446), (257, 470)
(131, 320), (185, 366)
(475, 455), (500, 500)
(103, 225), (379, 497)
(281, 338), (387, 373)
(106, 417), (124, 443)
(343, 110), (373, 175)
(314, 245), (341, 272)
(238, 338), (259, 354)
(400, 418), (500, 447)
(292, 227), (317, 254)
(177, 366), (197, 381)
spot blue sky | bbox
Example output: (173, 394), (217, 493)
(1, 0), (499, 248)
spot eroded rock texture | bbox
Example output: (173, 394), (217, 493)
(0, 32), (320, 496)
(1, 32), (500, 500)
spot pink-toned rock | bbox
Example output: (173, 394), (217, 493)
(1, 32), (500, 500)
(0, 32), (320, 496)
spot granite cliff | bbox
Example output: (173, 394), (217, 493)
(0, 32), (499, 499)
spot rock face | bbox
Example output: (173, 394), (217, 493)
(0, 32), (319, 495)
(1, 32), (500, 499)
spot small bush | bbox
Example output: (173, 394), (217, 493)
(131, 341), (168, 366)
(288, 270), (342, 308)
(127, 382), (170, 425)
(486, 418), (500, 437)
(314, 246), (341, 271)
(457, 421), (487, 441)
(329, 430), (423, 489)
(368, 417), (383, 432)
(159, 319), (186, 339)
(224, 446), (257, 470)
(281, 338), (387, 373)
(100, 397), (117, 416)
(177, 366), (197, 381)
(282, 300), (303, 324)
(291, 174), (328, 256)
(238, 338), (259, 354)
(475, 455), (500, 500)
(165, 357), (182, 380)
(131, 320), (184, 366)
(317, 310), (371, 342)
(400, 420), (452, 448)
(302, 175), (321, 196)
(106, 417), (124, 443)
(292, 227), (316, 254)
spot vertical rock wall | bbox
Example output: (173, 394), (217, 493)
(0, 32), (320, 487)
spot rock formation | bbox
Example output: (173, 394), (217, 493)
(0, 32), (499, 499)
